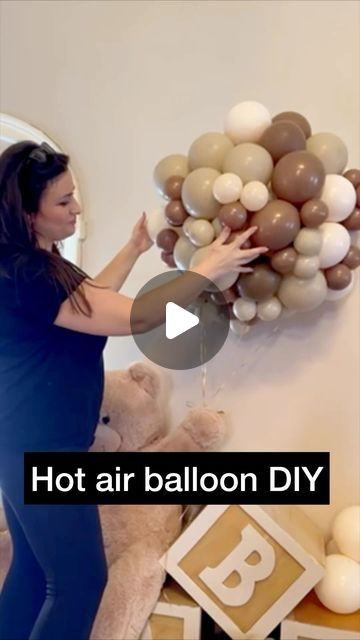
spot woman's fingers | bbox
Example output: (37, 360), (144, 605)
(213, 225), (231, 245)
(232, 225), (258, 246)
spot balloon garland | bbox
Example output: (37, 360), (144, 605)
(148, 101), (360, 331)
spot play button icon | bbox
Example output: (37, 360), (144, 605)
(166, 302), (199, 339)
(130, 270), (230, 370)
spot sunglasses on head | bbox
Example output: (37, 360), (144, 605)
(27, 142), (57, 163)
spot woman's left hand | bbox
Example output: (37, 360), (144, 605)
(130, 212), (154, 254)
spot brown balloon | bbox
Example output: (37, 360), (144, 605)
(300, 199), (328, 227)
(165, 200), (188, 226)
(210, 287), (238, 306)
(342, 207), (360, 231)
(236, 264), (281, 302)
(218, 203), (247, 230)
(160, 251), (176, 268)
(156, 228), (178, 252)
(356, 186), (360, 208)
(271, 247), (298, 274)
(272, 111), (312, 138)
(272, 151), (325, 204)
(259, 121), (306, 162)
(343, 245), (360, 270)
(325, 264), (352, 290)
(343, 168), (360, 188)
(163, 175), (185, 200)
(251, 199), (300, 250)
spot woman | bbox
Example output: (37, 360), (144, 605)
(0, 140), (267, 640)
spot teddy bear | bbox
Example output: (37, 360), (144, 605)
(0, 361), (227, 640)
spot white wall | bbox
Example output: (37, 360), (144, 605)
(1, 0), (359, 534)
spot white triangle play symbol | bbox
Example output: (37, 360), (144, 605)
(165, 302), (199, 340)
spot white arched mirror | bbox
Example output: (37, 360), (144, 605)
(0, 113), (84, 266)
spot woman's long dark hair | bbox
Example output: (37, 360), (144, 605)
(0, 140), (99, 315)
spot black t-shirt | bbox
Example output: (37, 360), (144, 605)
(0, 246), (108, 451)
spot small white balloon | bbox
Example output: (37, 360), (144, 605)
(173, 237), (197, 271)
(257, 297), (282, 321)
(318, 222), (351, 268)
(294, 228), (322, 256)
(315, 554), (360, 614)
(332, 505), (360, 563)
(146, 208), (170, 242)
(188, 219), (215, 247)
(229, 319), (251, 336)
(224, 101), (272, 144)
(320, 174), (356, 222)
(233, 298), (257, 322)
(294, 255), (320, 279)
(326, 270), (356, 301)
(212, 173), (243, 204)
(240, 180), (269, 211)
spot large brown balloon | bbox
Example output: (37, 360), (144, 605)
(342, 207), (360, 231)
(236, 264), (281, 302)
(343, 245), (360, 270)
(218, 203), (247, 230)
(165, 200), (188, 226)
(259, 121), (306, 162)
(356, 186), (360, 208)
(271, 247), (298, 274)
(325, 264), (352, 290)
(163, 176), (185, 200)
(156, 228), (178, 252)
(272, 151), (325, 204)
(251, 199), (300, 250)
(300, 199), (328, 227)
(272, 111), (312, 138)
(343, 168), (360, 188)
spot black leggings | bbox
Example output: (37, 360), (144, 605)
(0, 447), (108, 640)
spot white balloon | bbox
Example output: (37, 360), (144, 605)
(229, 319), (251, 336)
(240, 180), (269, 211)
(294, 255), (320, 279)
(146, 207), (170, 242)
(173, 237), (197, 271)
(314, 554), (360, 614)
(318, 222), (351, 268)
(326, 271), (356, 301)
(190, 246), (239, 291)
(188, 219), (215, 247)
(320, 174), (356, 222)
(233, 298), (257, 322)
(224, 101), (272, 144)
(332, 505), (360, 562)
(257, 297), (282, 321)
(212, 173), (243, 204)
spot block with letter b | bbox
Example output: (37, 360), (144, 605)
(140, 578), (202, 640)
(161, 505), (325, 639)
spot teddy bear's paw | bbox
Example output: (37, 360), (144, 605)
(182, 407), (226, 450)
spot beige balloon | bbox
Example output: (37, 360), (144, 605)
(306, 132), (348, 174)
(257, 297), (282, 321)
(182, 168), (221, 219)
(146, 207), (170, 242)
(294, 255), (320, 279)
(153, 154), (189, 198)
(229, 319), (251, 336)
(278, 271), (327, 311)
(182, 217), (197, 238)
(188, 219), (215, 247)
(212, 217), (222, 237)
(233, 298), (257, 322)
(173, 236), (197, 271)
(189, 132), (233, 171)
(294, 228), (323, 256)
(190, 245), (239, 291)
(223, 143), (273, 184)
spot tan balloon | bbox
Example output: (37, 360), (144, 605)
(251, 200), (300, 250)
(188, 219), (215, 247)
(325, 264), (352, 290)
(153, 154), (189, 197)
(259, 121), (306, 162)
(271, 247), (297, 274)
(294, 255), (320, 279)
(212, 217), (222, 237)
(272, 151), (325, 204)
(182, 168), (221, 219)
(272, 111), (312, 138)
(343, 207), (360, 231)
(173, 237), (197, 271)
(343, 245), (360, 270)
(294, 228), (323, 256)
(237, 264), (281, 302)
(190, 245), (239, 291)
(278, 271), (327, 311)
(343, 169), (360, 188)
(163, 175), (185, 200)
(306, 133), (348, 174)
(300, 199), (329, 227)
(257, 297), (282, 321)
(223, 143), (273, 185)
(188, 132), (233, 171)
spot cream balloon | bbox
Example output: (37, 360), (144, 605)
(315, 554), (360, 614)
(182, 168), (221, 219)
(318, 222), (351, 268)
(153, 154), (188, 198)
(326, 271), (356, 301)
(182, 216), (197, 238)
(224, 101), (272, 144)
(278, 271), (327, 311)
(320, 174), (356, 222)
(146, 208), (171, 242)
(233, 298), (257, 322)
(294, 228), (323, 256)
(240, 181), (269, 211)
(332, 506), (360, 562)
(212, 173), (243, 204)
(306, 132), (348, 174)
(257, 297), (282, 321)
(188, 219), (215, 247)
(326, 539), (339, 555)
(212, 217), (222, 238)
(188, 132), (233, 171)
(229, 319), (251, 336)
(173, 237), (197, 271)
(223, 143), (273, 185)
(294, 255), (320, 279)
(190, 245), (239, 291)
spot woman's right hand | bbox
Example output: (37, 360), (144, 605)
(195, 226), (268, 280)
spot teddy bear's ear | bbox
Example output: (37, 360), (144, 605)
(128, 361), (160, 398)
